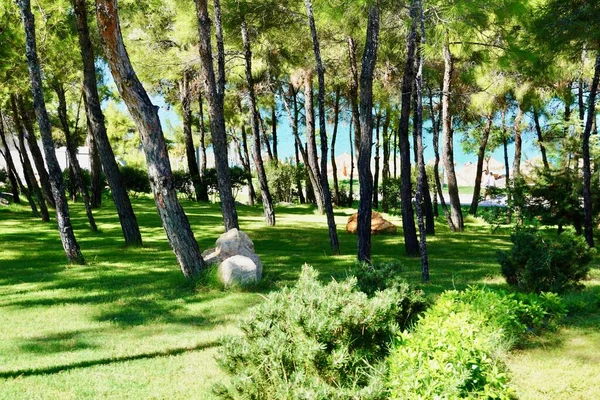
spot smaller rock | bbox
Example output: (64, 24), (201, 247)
(218, 255), (261, 286)
(216, 228), (255, 259)
(346, 211), (397, 235)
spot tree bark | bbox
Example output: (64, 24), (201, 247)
(258, 115), (273, 163)
(304, 0), (340, 254)
(74, 0), (142, 246)
(357, 5), (380, 263)
(0, 124), (21, 204)
(18, 0), (84, 264)
(303, 70), (325, 214)
(349, 114), (355, 207)
(196, 91), (209, 201)
(469, 113), (493, 215)
(87, 112), (102, 209)
(442, 36), (464, 231)
(399, 20), (419, 255)
(532, 108), (550, 170)
(271, 102), (278, 164)
(54, 82), (98, 232)
(582, 51), (600, 247)
(17, 98), (54, 208)
(501, 106), (512, 224)
(241, 21), (275, 226)
(373, 111), (381, 209)
(194, 0), (239, 231)
(512, 103), (523, 178)
(179, 72), (203, 202)
(347, 37), (362, 153)
(96, 0), (204, 278)
(381, 109), (391, 213)
(10, 95), (49, 221)
(331, 86), (341, 205)
(413, 0), (429, 281)
(294, 139), (305, 204)
(239, 124), (256, 206)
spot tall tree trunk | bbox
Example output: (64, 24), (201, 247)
(258, 115), (274, 163)
(442, 36), (464, 231)
(11, 95), (49, 221)
(349, 114), (355, 207)
(512, 103), (523, 178)
(582, 51), (600, 247)
(357, 5), (380, 263)
(469, 113), (493, 215)
(399, 19), (419, 256)
(194, 0), (239, 231)
(54, 83), (98, 232)
(532, 108), (550, 170)
(428, 85), (454, 230)
(241, 22), (275, 226)
(17, 98), (54, 207)
(240, 125), (256, 206)
(501, 106), (512, 224)
(413, 0), (429, 281)
(0, 127), (21, 204)
(381, 109), (391, 213)
(96, 0), (204, 278)
(347, 37), (362, 151)
(196, 91), (209, 201)
(412, 87), (434, 234)
(74, 0), (142, 246)
(271, 102), (278, 164)
(303, 71), (325, 214)
(331, 86), (341, 205)
(393, 117), (398, 179)
(304, 0), (340, 253)
(18, 0), (84, 264)
(179, 72), (203, 202)
(87, 112), (102, 208)
(373, 111), (381, 209)
(294, 139), (305, 204)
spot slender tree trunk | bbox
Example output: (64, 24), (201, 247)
(11, 96), (49, 221)
(373, 111), (381, 209)
(381, 109), (391, 213)
(393, 117), (398, 179)
(347, 37), (362, 153)
(303, 71), (325, 214)
(194, 0), (239, 231)
(196, 91), (209, 201)
(501, 106), (512, 223)
(87, 113), (102, 208)
(304, 0), (339, 253)
(294, 139), (305, 204)
(579, 49), (586, 123)
(414, 0), (429, 281)
(428, 85), (455, 230)
(18, 0), (84, 264)
(442, 36), (464, 231)
(241, 22), (275, 226)
(469, 113), (493, 215)
(532, 108), (550, 170)
(582, 51), (600, 247)
(97, 0), (204, 278)
(357, 5), (380, 263)
(240, 125), (256, 206)
(349, 115), (355, 207)
(399, 20), (419, 255)
(258, 115), (274, 163)
(331, 86), (341, 205)
(512, 103), (523, 178)
(271, 102), (278, 164)
(17, 98), (54, 208)
(179, 72), (203, 202)
(54, 83), (97, 232)
(0, 126), (21, 204)
(74, 0), (142, 246)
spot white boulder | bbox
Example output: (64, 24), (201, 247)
(218, 255), (262, 286)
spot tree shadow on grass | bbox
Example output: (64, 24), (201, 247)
(19, 330), (99, 354)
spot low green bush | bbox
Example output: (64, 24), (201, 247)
(387, 287), (566, 399)
(171, 170), (194, 200)
(119, 165), (151, 195)
(498, 228), (594, 293)
(216, 265), (424, 400)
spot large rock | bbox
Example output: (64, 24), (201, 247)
(218, 255), (261, 286)
(346, 211), (397, 235)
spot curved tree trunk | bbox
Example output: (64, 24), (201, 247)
(96, 0), (204, 278)
(331, 87), (341, 206)
(54, 83), (98, 232)
(357, 5), (380, 263)
(469, 113), (493, 215)
(194, 0), (239, 231)
(304, 0), (339, 253)
(18, 0), (84, 264)
(74, 0), (142, 246)
(241, 21), (275, 226)
(442, 37), (464, 231)
(399, 20), (419, 256)
(11, 95), (49, 221)
(180, 72), (203, 202)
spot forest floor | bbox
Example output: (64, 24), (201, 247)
(0, 197), (598, 399)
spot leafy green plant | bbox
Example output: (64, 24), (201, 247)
(171, 170), (194, 200)
(118, 165), (151, 195)
(216, 265), (424, 399)
(498, 228), (594, 293)
(264, 161), (306, 203)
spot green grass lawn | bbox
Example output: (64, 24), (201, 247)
(0, 197), (599, 399)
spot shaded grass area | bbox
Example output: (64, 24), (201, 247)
(0, 197), (598, 399)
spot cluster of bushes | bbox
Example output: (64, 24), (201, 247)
(264, 162), (307, 204)
(216, 263), (567, 399)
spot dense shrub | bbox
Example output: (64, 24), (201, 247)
(216, 265), (424, 400)
(203, 166), (248, 198)
(387, 287), (566, 399)
(62, 167), (92, 191)
(264, 162), (306, 203)
(171, 170), (194, 200)
(119, 165), (151, 195)
(498, 228), (593, 293)
(379, 178), (401, 214)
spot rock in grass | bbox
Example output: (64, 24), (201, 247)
(346, 211), (397, 235)
(218, 255), (262, 286)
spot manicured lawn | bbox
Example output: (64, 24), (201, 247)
(0, 197), (598, 399)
